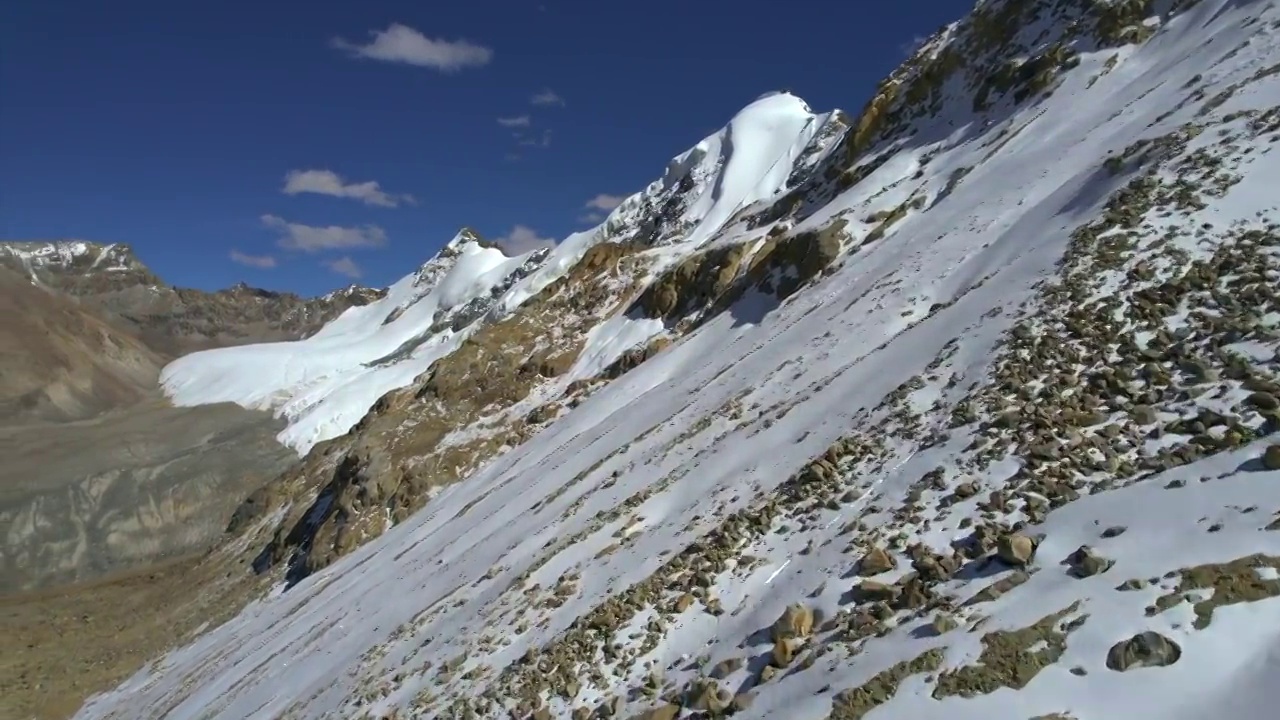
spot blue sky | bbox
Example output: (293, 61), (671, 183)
(1, 0), (972, 295)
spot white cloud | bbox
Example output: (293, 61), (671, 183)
(497, 114), (531, 127)
(518, 129), (552, 148)
(331, 23), (493, 72)
(229, 250), (276, 268)
(579, 194), (625, 223)
(494, 224), (556, 255)
(324, 256), (363, 278)
(584, 193), (625, 211)
(261, 214), (388, 253)
(530, 88), (565, 106)
(282, 169), (415, 208)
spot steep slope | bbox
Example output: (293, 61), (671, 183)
(0, 240), (385, 357)
(0, 266), (163, 424)
(0, 399), (295, 592)
(67, 1), (1280, 719)
(0, 243), (375, 592)
(0, 265), (300, 593)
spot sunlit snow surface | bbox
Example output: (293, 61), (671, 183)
(162, 237), (527, 452)
(160, 93), (824, 455)
(88, 2), (1280, 718)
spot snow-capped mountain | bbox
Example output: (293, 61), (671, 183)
(76, 0), (1280, 718)
(160, 92), (840, 454)
(0, 239), (151, 279)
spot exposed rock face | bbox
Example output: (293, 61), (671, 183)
(0, 240), (385, 357)
(630, 219), (846, 323)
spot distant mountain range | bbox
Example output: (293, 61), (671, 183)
(0, 240), (385, 358)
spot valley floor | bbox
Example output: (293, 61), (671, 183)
(0, 554), (236, 720)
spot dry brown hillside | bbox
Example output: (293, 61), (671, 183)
(0, 267), (164, 425)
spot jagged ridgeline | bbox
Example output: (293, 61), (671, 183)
(68, 0), (1280, 719)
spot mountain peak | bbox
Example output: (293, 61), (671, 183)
(0, 239), (148, 272)
(444, 226), (500, 252)
(748, 88), (813, 114)
(0, 239), (156, 293)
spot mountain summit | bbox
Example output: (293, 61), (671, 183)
(48, 1), (1280, 719)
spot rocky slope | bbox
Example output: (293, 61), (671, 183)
(0, 265), (164, 425)
(0, 241), (386, 591)
(50, 0), (1280, 718)
(0, 398), (295, 592)
(0, 240), (386, 357)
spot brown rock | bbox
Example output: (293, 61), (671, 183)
(852, 580), (900, 604)
(1246, 392), (1279, 411)
(710, 656), (744, 679)
(772, 603), (815, 640)
(772, 636), (802, 667)
(1063, 545), (1114, 578)
(629, 704), (680, 720)
(997, 533), (1037, 566)
(858, 546), (897, 575)
(1263, 444), (1280, 471)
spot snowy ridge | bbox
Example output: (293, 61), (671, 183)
(0, 239), (144, 275)
(82, 1), (1280, 719)
(161, 92), (833, 454)
(162, 231), (540, 452)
